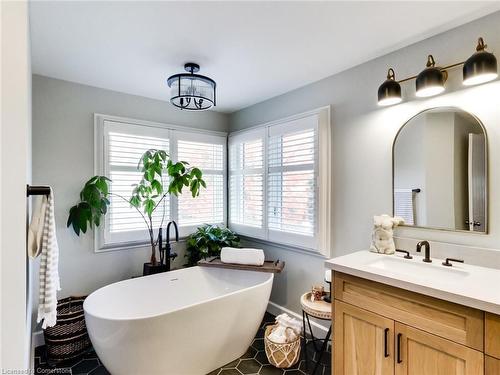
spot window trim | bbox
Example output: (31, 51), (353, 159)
(94, 113), (227, 253)
(228, 106), (331, 256)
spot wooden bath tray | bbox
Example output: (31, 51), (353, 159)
(197, 258), (285, 273)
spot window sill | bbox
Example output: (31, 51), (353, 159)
(238, 235), (328, 259)
(95, 237), (188, 253)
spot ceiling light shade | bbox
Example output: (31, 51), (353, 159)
(167, 63), (216, 110)
(463, 37), (498, 86)
(377, 68), (402, 106)
(415, 55), (446, 98)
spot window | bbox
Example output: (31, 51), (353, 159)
(94, 114), (227, 251)
(229, 129), (266, 238)
(228, 108), (331, 254)
(175, 131), (226, 236)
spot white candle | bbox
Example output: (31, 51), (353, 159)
(324, 270), (331, 282)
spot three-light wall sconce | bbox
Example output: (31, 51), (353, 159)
(378, 37), (498, 106)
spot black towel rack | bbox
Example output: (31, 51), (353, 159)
(27, 184), (51, 197)
(412, 188), (421, 193)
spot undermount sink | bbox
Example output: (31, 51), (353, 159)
(367, 256), (470, 282)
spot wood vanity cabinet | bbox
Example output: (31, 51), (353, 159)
(332, 271), (500, 375)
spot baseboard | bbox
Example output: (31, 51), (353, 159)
(267, 301), (330, 339)
(32, 330), (44, 348)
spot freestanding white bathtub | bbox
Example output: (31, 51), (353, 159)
(84, 266), (273, 375)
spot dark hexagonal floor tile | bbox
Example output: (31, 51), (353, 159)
(254, 350), (270, 365)
(259, 364), (284, 375)
(222, 359), (240, 369)
(255, 328), (265, 338)
(89, 366), (110, 375)
(251, 338), (265, 351)
(219, 369), (241, 375)
(283, 370), (303, 375)
(241, 346), (257, 359)
(298, 360), (309, 373)
(84, 350), (99, 359)
(237, 358), (261, 374)
(315, 352), (331, 366)
(262, 312), (275, 323)
(72, 358), (100, 374)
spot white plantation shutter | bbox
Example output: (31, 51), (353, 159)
(267, 116), (318, 248)
(103, 121), (170, 246)
(228, 110), (327, 252)
(95, 116), (227, 251)
(175, 132), (226, 235)
(229, 129), (266, 238)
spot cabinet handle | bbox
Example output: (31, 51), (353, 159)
(384, 328), (389, 357)
(396, 333), (402, 364)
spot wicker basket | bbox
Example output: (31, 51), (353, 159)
(43, 296), (91, 363)
(264, 324), (301, 368)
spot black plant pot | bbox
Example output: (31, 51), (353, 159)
(143, 262), (168, 276)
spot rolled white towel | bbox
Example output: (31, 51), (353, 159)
(220, 247), (265, 266)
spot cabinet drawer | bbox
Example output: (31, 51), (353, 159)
(486, 313), (500, 359)
(334, 272), (484, 350)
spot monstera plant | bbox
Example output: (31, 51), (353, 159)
(67, 149), (206, 265)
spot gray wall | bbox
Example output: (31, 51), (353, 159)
(229, 11), (500, 317)
(31, 11), (500, 334)
(31, 75), (229, 307)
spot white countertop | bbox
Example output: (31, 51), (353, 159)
(325, 250), (500, 315)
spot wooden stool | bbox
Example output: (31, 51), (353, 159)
(300, 292), (332, 375)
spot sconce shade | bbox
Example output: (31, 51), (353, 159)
(415, 55), (445, 98)
(463, 38), (498, 86)
(378, 68), (402, 106)
(167, 63), (216, 111)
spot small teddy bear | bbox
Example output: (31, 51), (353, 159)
(369, 214), (405, 255)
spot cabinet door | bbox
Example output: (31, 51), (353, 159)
(485, 355), (500, 375)
(334, 300), (394, 375)
(395, 322), (483, 375)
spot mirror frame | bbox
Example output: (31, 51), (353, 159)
(392, 106), (489, 234)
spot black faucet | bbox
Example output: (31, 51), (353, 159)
(164, 221), (179, 271)
(416, 241), (432, 263)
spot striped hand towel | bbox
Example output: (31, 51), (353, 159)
(37, 189), (61, 329)
(27, 195), (48, 258)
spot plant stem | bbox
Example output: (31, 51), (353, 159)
(109, 192), (150, 230)
(148, 214), (156, 265)
(110, 192), (157, 265)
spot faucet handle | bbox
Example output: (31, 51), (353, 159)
(395, 249), (413, 259)
(442, 258), (464, 267)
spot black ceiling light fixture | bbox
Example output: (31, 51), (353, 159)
(377, 68), (402, 106)
(415, 55), (447, 98)
(463, 37), (498, 86)
(377, 36), (498, 106)
(167, 63), (216, 111)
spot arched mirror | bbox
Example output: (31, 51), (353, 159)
(393, 107), (487, 233)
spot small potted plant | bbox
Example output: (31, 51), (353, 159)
(185, 224), (240, 266)
(67, 149), (206, 275)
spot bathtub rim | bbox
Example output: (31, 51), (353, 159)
(84, 266), (274, 322)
